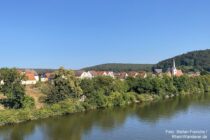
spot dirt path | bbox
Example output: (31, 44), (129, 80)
(25, 86), (45, 109)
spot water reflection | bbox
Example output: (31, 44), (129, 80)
(0, 94), (210, 140)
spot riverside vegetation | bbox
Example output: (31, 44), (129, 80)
(0, 67), (210, 126)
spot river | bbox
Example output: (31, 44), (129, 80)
(0, 94), (210, 140)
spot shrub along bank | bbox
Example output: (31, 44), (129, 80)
(0, 93), (159, 126)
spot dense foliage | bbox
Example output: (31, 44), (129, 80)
(0, 68), (35, 109)
(126, 75), (210, 96)
(44, 68), (210, 109)
(156, 49), (210, 72)
(45, 68), (82, 104)
(0, 68), (27, 109)
(82, 63), (154, 72)
(84, 75), (210, 108)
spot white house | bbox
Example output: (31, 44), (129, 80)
(75, 71), (93, 79)
(106, 71), (115, 78)
(40, 74), (48, 82)
(21, 70), (38, 85)
(114, 72), (128, 80)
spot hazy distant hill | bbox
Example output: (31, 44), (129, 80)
(34, 69), (57, 74)
(82, 49), (210, 72)
(82, 63), (154, 72)
(18, 49), (210, 73)
(19, 69), (57, 74)
(156, 49), (210, 72)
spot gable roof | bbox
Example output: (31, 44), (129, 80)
(25, 72), (36, 80)
(176, 70), (183, 77)
(25, 69), (38, 76)
(75, 70), (86, 77)
(154, 69), (162, 73)
(127, 71), (138, 77)
(89, 71), (98, 77)
(138, 71), (147, 78)
(115, 72), (128, 79)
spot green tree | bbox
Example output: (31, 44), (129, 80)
(80, 78), (94, 97)
(112, 79), (128, 93)
(162, 75), (177, 94)
(0, 68), (25, 109)
(45, 67), (83, 104)
(92, 76), (115, 96)
(87, 91), (108, 108)
(173, 76), (190, 92)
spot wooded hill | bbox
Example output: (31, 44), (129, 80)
(82, 49), (210, 72)
(82, 63), (154, 72)
(156, 49), (210, 72)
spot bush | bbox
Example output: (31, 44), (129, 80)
(122, 92), (137, 103)
(108, 92), (125, 106)
(136, 94), (154, 102)
(87, 91), (108, 108)
(58, 99), (85, 114)
(22, 96), (35, 109)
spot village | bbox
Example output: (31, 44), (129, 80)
(20, 59), (200, 85)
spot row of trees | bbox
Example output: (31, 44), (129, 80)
(126, 75), (210, 95)
(44, 68), (210, 108)
(1, 67), (210, 109)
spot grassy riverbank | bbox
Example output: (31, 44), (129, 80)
(0, 91), (206, 127)
(0, 91), (207, 127)
(0, 93), (160, 126)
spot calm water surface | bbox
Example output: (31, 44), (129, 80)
(0, 94), (210, 140)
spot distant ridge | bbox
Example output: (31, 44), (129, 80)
(82, 49), (210, 72)
(82, 63), (154, 72)
(11, 49), (210, 73)
(156, 49), (210, 72)
(19, 68), (57, 74)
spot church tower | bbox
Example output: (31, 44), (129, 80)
(172, 59), (177, 76)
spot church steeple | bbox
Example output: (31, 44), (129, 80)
(173, 59), (176, 68)
(172, 59), (177, 76)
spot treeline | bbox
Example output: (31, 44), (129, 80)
(44, 68), (210, 109)
(82, 63), (154, 72)
(156, 49), (210, 72)
(1, 67), (210, 110)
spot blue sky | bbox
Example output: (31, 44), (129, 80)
(0, 0), (210, 69)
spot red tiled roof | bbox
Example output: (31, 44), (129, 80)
(25, 72), (36, 80)
(96, 71), (107, 76)
(75, 70), (85, 77)
(128, 71), (138, 77)
(115, 72), (128, 79)
(176, 70), (183, 77)
(89, 71), (98, 76)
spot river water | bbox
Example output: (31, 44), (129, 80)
(0, 94), (210, 140)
